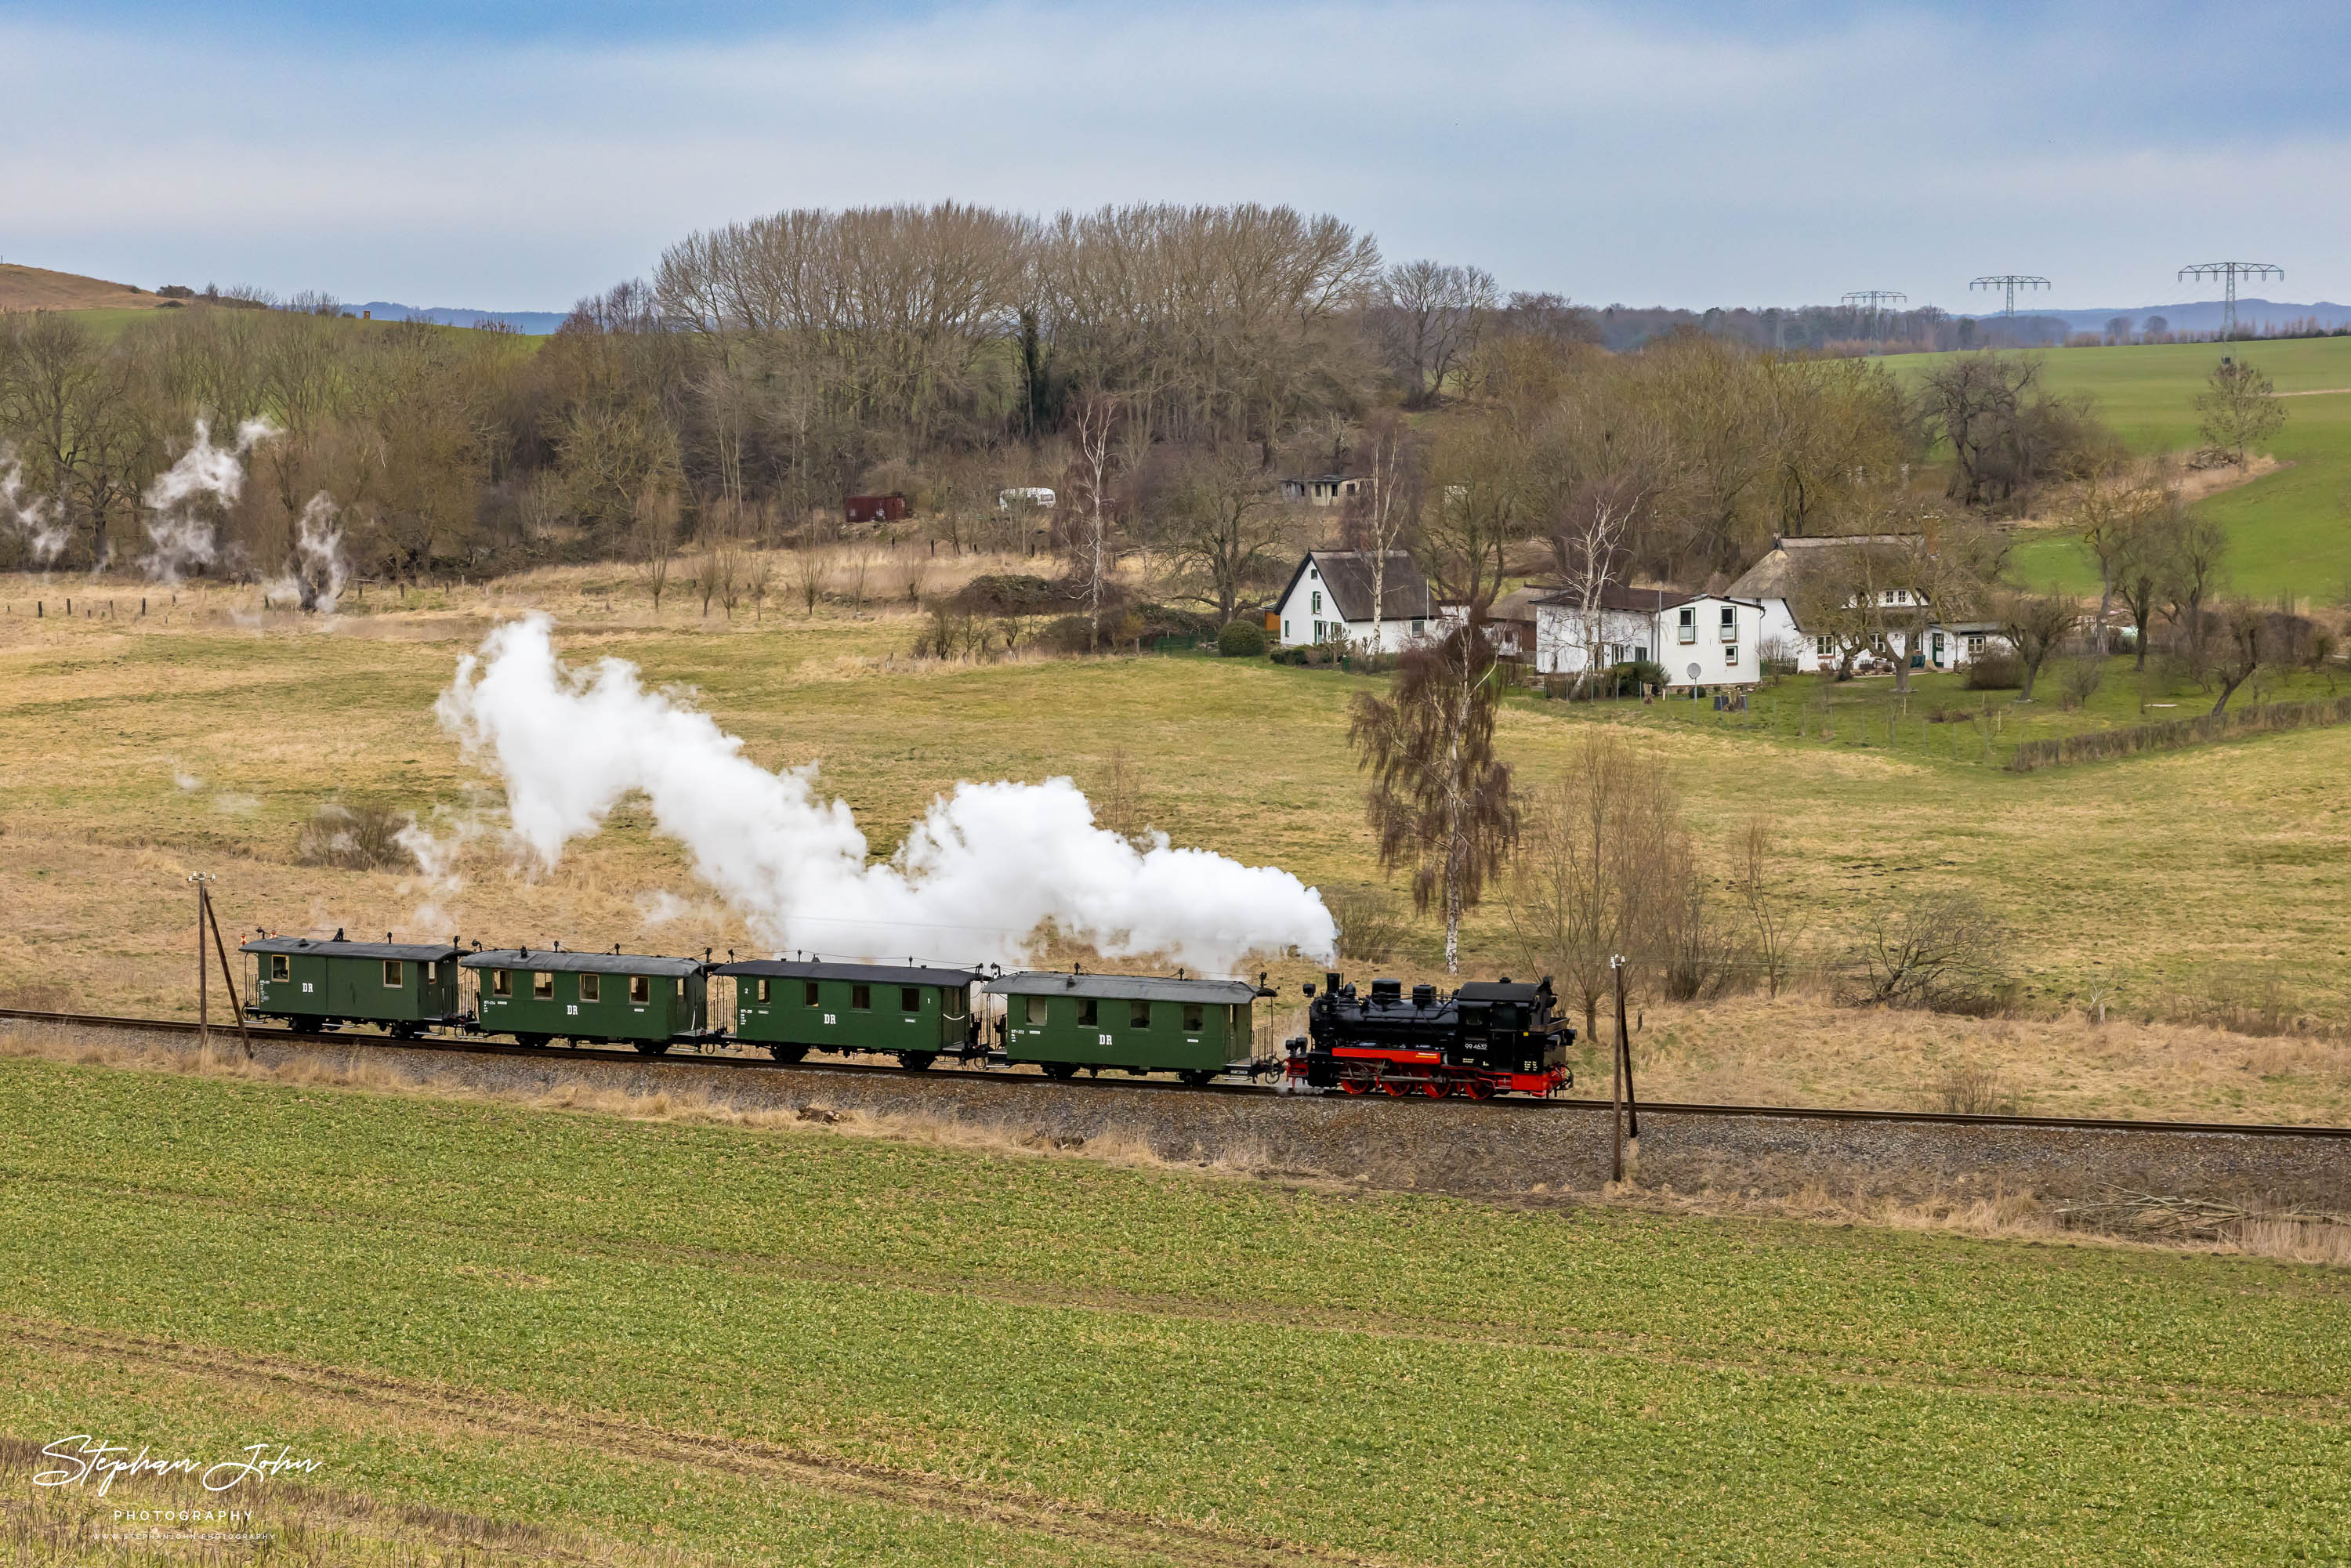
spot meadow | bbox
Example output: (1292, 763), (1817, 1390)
(3, 570), (2351, 1121)
(1892, 336), (2351, 599)
(2, 1052), (2347, 1565)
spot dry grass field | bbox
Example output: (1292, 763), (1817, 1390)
(3, 556), (2348, 1122)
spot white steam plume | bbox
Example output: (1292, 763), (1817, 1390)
(0, 448), (68, 565)
(138, 416), (277, 581)
(433, 615), (1337, 972)
(263, 493), (350, 611)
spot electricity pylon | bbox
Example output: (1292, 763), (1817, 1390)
(2177, 262), (2284, 339)
(1969, 274), (2049, 318)
(1840, 290), (1907, 340)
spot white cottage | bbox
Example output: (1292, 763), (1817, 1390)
(1273, 551), (1433, 654)
(1531, 586), (1766, 689)
(1726, 535), (2007, 674)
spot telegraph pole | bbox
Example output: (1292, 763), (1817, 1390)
(1969, 273), (2049, 319)
(2178, 262), (2284, 339)
(190, 873), (215, 1048)
(1840, 290), (1907, 343)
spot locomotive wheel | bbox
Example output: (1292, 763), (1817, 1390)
(898, 1051), (937, 1072)
(1461, 1077), (1497, 1101)
(1339, 1073), (1371, 1095)
(1039, 1060), (1080, 1081)
(767, 1044), (809, 1063)
(1422, 1075), (1453, 1099)
(1379, 1074), (1414, 1097)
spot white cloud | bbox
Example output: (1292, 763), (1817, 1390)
(7, 4), (2349, 307)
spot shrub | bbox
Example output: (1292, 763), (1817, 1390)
(2058, 655), (2106, 711)
(295, 800), (415, 871)
(1217, 620), (1267, 657)
(1964, 651), (2023, 690)
(1324, 886), (1408, 962)
(1935, 1061), (2021, 1116)
(1603, 658), (1668, 697)
(2009, 693), (2351, 771)
(1842, 889), (2011, 1012)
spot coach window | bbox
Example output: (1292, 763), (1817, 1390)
(901, 987), (922, 1012)
(534, 972), (553, 999)
(851, 983), (871, 1010)
(270, 954), (290, 982)
(1130, 999), (1152, 1029)
(804, 981), (820, 1007)
(425, 961), (439, 983)
(578, 973), (600, 1003)
(382, 959), (404, 988)
(1024, 994), (1049, 1025)
(755, 979), (771, 1003)
(1077, 998), (1098, 1027)
(491, 969), (511, 997)
(1183, 1002), (1203, 1032)
(630, 974), (650, 1004)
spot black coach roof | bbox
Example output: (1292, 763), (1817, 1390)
(241, 936), (463, 962)
(983, 971), (1259, 1005)
(461, 949), (705, 977)
(711, 959), (980, 988)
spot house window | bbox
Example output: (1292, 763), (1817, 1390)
(1719, 606), (1737, 640)
(756, 979), (771, 1003)
(1677, 607), (1696, 643)
(851, 983), (871, 1010)
(1724, 641), (1739, 667)
(1078, 998), (1098, 1027)
(804, 981), (820, 1006)
(1283, 621), (1292, 639)
(533, 972), (552, 999)
(579, 972), (600, 1003)
(1411, 617), (1425, 634)
(901, 987), (922, 1012)
(1025, 994), (1049, 1025)
(491, 969), (511, 997)
(1816, 635), (1834, 657)
(632, 974), (651, 1004)
(1130, 999), (1152, 1029)
(1183, 1002), (1204, 1032)
(382, 960), (404, 987)
(270, 954), (289, 981)
(1311, 591), (1322, 614)
(1968, 634), (1985, 655)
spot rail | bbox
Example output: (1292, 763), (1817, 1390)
(5, 1007), (2347, 1141)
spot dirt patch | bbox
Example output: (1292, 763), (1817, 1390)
(0, 262), (160, 312)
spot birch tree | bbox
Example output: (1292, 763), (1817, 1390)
(1350, 619), (1518, 973)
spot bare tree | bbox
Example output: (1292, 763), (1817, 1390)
(632, 480), (679, 610)
(1350, 620), (1518, 974)
(1548, 475), (1647, 695)
(1067, 391), (1120, 650)
(1350, 413), (1422, 670)
(2195, 357), (2286, 466)
(1508, 731), (1686, 1043)
(1729, 815), (1803, 999)
(1161, 444), (1289, 626)
(2159, 512), (2229, 673)
(2208, 600), (2266, 715)
(1371, 260), (1498, 408)
(1994, 589), (2076, 701)
(1846, 889), (2009, 1011)
(2072, 462), (2171, 654)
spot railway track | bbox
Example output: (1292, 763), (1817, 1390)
(7, 1005), (2348, 1141)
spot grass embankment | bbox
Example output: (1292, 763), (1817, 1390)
(2, 1055), (2347, 1564)
(3, 575), (2350, 1062)
(1894, 337), (2351, 599)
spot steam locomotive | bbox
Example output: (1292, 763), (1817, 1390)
(1285, 972), (1574, 1099)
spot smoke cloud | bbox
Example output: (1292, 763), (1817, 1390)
(0, 448), (68, 565)
(264, 493), (350, 612)
(138, 417), (277, 581)
(432, 615), (1336, 972)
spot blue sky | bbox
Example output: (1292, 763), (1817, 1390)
(4, 1), (2346, 311)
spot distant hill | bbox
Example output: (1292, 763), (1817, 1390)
(0, 262), (162, 312)
(356, 301), (567, 335)
(1961, 299), (2351, 335)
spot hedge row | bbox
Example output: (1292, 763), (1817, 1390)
(2008, 693), (2351, 772)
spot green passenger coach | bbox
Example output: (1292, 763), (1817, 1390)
(712, 959), (980, 1070)
(983, 972), (1264, 1085)
(462, 949), (707, 1052)
(241, 935), (465, 1035)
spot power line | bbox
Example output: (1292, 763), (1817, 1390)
(1968, 274), (2049, 319)
(1839, 290), (1907, 341)
(2177, 261), (2284, 339)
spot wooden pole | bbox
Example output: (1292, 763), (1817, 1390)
(202, 885), (255, 1059)
(193, 875), (209, 1048)
(1610, 954), (1625, 1182)
(1616, 956), (1639, 1142)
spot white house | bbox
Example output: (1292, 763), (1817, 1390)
(1273, 550), (1433, 653)
(1531, 586), (1766, 689)
(1726, 535), (2007, 674)
(1279, 473), (1371, 506)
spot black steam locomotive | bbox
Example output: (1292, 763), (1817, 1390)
(1284, 971), (1574, 1098)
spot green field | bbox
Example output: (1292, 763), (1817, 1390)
(1896, 337), (2351, 599)
(1, 1054), (2345, 1563)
